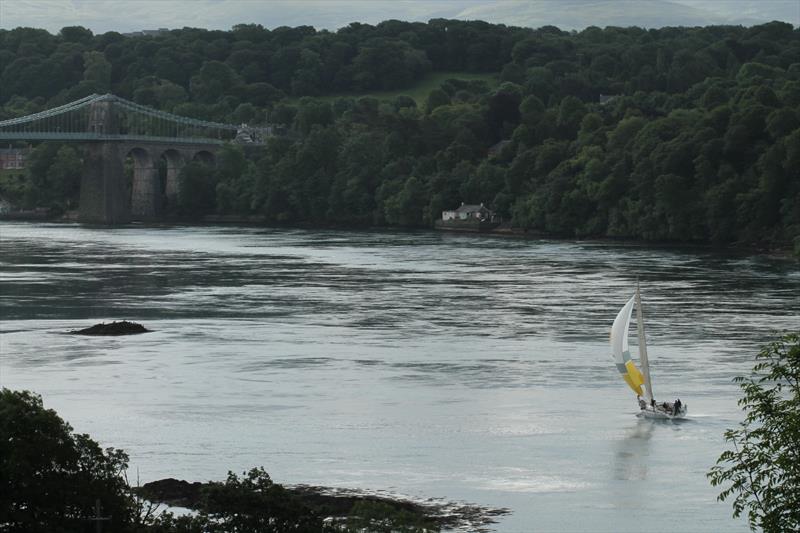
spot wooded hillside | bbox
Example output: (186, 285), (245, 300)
(1, 20), (798, 248)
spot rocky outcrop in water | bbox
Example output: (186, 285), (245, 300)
(70, 321), (150, 335)
(139, 478), (202, 508)
(139, 477), (509, 532)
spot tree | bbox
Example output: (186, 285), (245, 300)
(83, 51), (112, 93)
(46, 145), (83, 208)
(294, 98), (333, 135)
(0, 389), (134, 533)
(178, 161), (217, 216)
(708, 333), (800, 533)
(347, 501), (436, 532)
(383, 175), (426, 226)
(59, 25), (93, 44)
(199, 468), (325, 532)
(190, 61), (241, 103)
(486, 82), (522, 138)
(425, 88), (450, 114)
(214, 145), (254, 214)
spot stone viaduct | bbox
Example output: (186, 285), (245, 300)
(0, 93), (274, 224)
(79, 98), (220, 224)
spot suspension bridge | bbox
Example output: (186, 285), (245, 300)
(0, 94), (277, 223)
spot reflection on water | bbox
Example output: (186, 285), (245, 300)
(613, 420), (655, 481)
(1, 222), (798, 532)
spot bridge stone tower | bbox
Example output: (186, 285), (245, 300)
(80, 143), (131, 224)
(88, 99), (115, 134)
(78, 99), (218, 224)
(80, 100), (130, 224)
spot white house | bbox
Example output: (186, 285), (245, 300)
(442, 202), (495, 221)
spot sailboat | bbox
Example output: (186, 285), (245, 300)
(610, 283), (687, 419)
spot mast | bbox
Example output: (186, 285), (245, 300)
(635, 281), (654, 403)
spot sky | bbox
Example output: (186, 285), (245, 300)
(0, 0), (797, 34)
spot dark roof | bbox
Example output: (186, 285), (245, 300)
(455, 204), (491, 214)
(488, 140), (511, 152)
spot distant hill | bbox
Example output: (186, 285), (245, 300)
(2, 0), (797, 35)
(452, 0), (797, 29)
(248, 0), (800, 32)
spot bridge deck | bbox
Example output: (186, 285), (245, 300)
(0, 132), (225, 145)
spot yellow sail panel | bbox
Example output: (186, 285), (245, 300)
(625, 360), (645, 387)
(622, 374), (644, 395)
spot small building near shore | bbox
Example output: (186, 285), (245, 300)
(0, 147), (28, 170)
(487, 140), (511, 159)
(437, 202), (500, 232)
(599, 94), (619, 105)
(442, 202), (496, 222)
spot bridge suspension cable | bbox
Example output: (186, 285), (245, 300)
(0, 93), (275, 145)
(0, 94), (100, 127)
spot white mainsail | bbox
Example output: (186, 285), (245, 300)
(610, 293), (649, 401)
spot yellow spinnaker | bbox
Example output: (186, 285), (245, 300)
(622, 374), (643, 396)
(623, 360), (645, 395)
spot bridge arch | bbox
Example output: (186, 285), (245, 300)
(160, 148), (185, 210)
(191, 150), (215, 165)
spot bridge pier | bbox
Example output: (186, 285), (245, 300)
(163, 150), (185, 210)
(130, 165), (159, 220)
(78, 142), (217, 224)
(129, 149), (159, 220)
(79, 143), (131, 224)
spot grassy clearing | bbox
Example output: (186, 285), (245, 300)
(288, 71), (499, 106)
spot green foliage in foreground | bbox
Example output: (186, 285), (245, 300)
(192, 468), (328, 532)
(0, 388), (439, 532)
(0, 388), (133, 533)
(347, 501), (433, 532)
(708, 333), (800, 532)
(152, 469), (440, 533)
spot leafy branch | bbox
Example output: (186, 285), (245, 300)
(708, 332), (800, 532)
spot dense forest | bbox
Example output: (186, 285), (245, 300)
(1, 20), (798, 249)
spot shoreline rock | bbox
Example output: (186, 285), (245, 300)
(139, 477), (509, 531)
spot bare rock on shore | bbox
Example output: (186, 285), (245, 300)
(139, 477), (509, 531)
(139, 478), (203, 508)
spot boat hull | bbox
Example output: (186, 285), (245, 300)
(638, 406), (687, 420)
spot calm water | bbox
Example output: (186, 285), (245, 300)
(1, 222), (798, 532)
